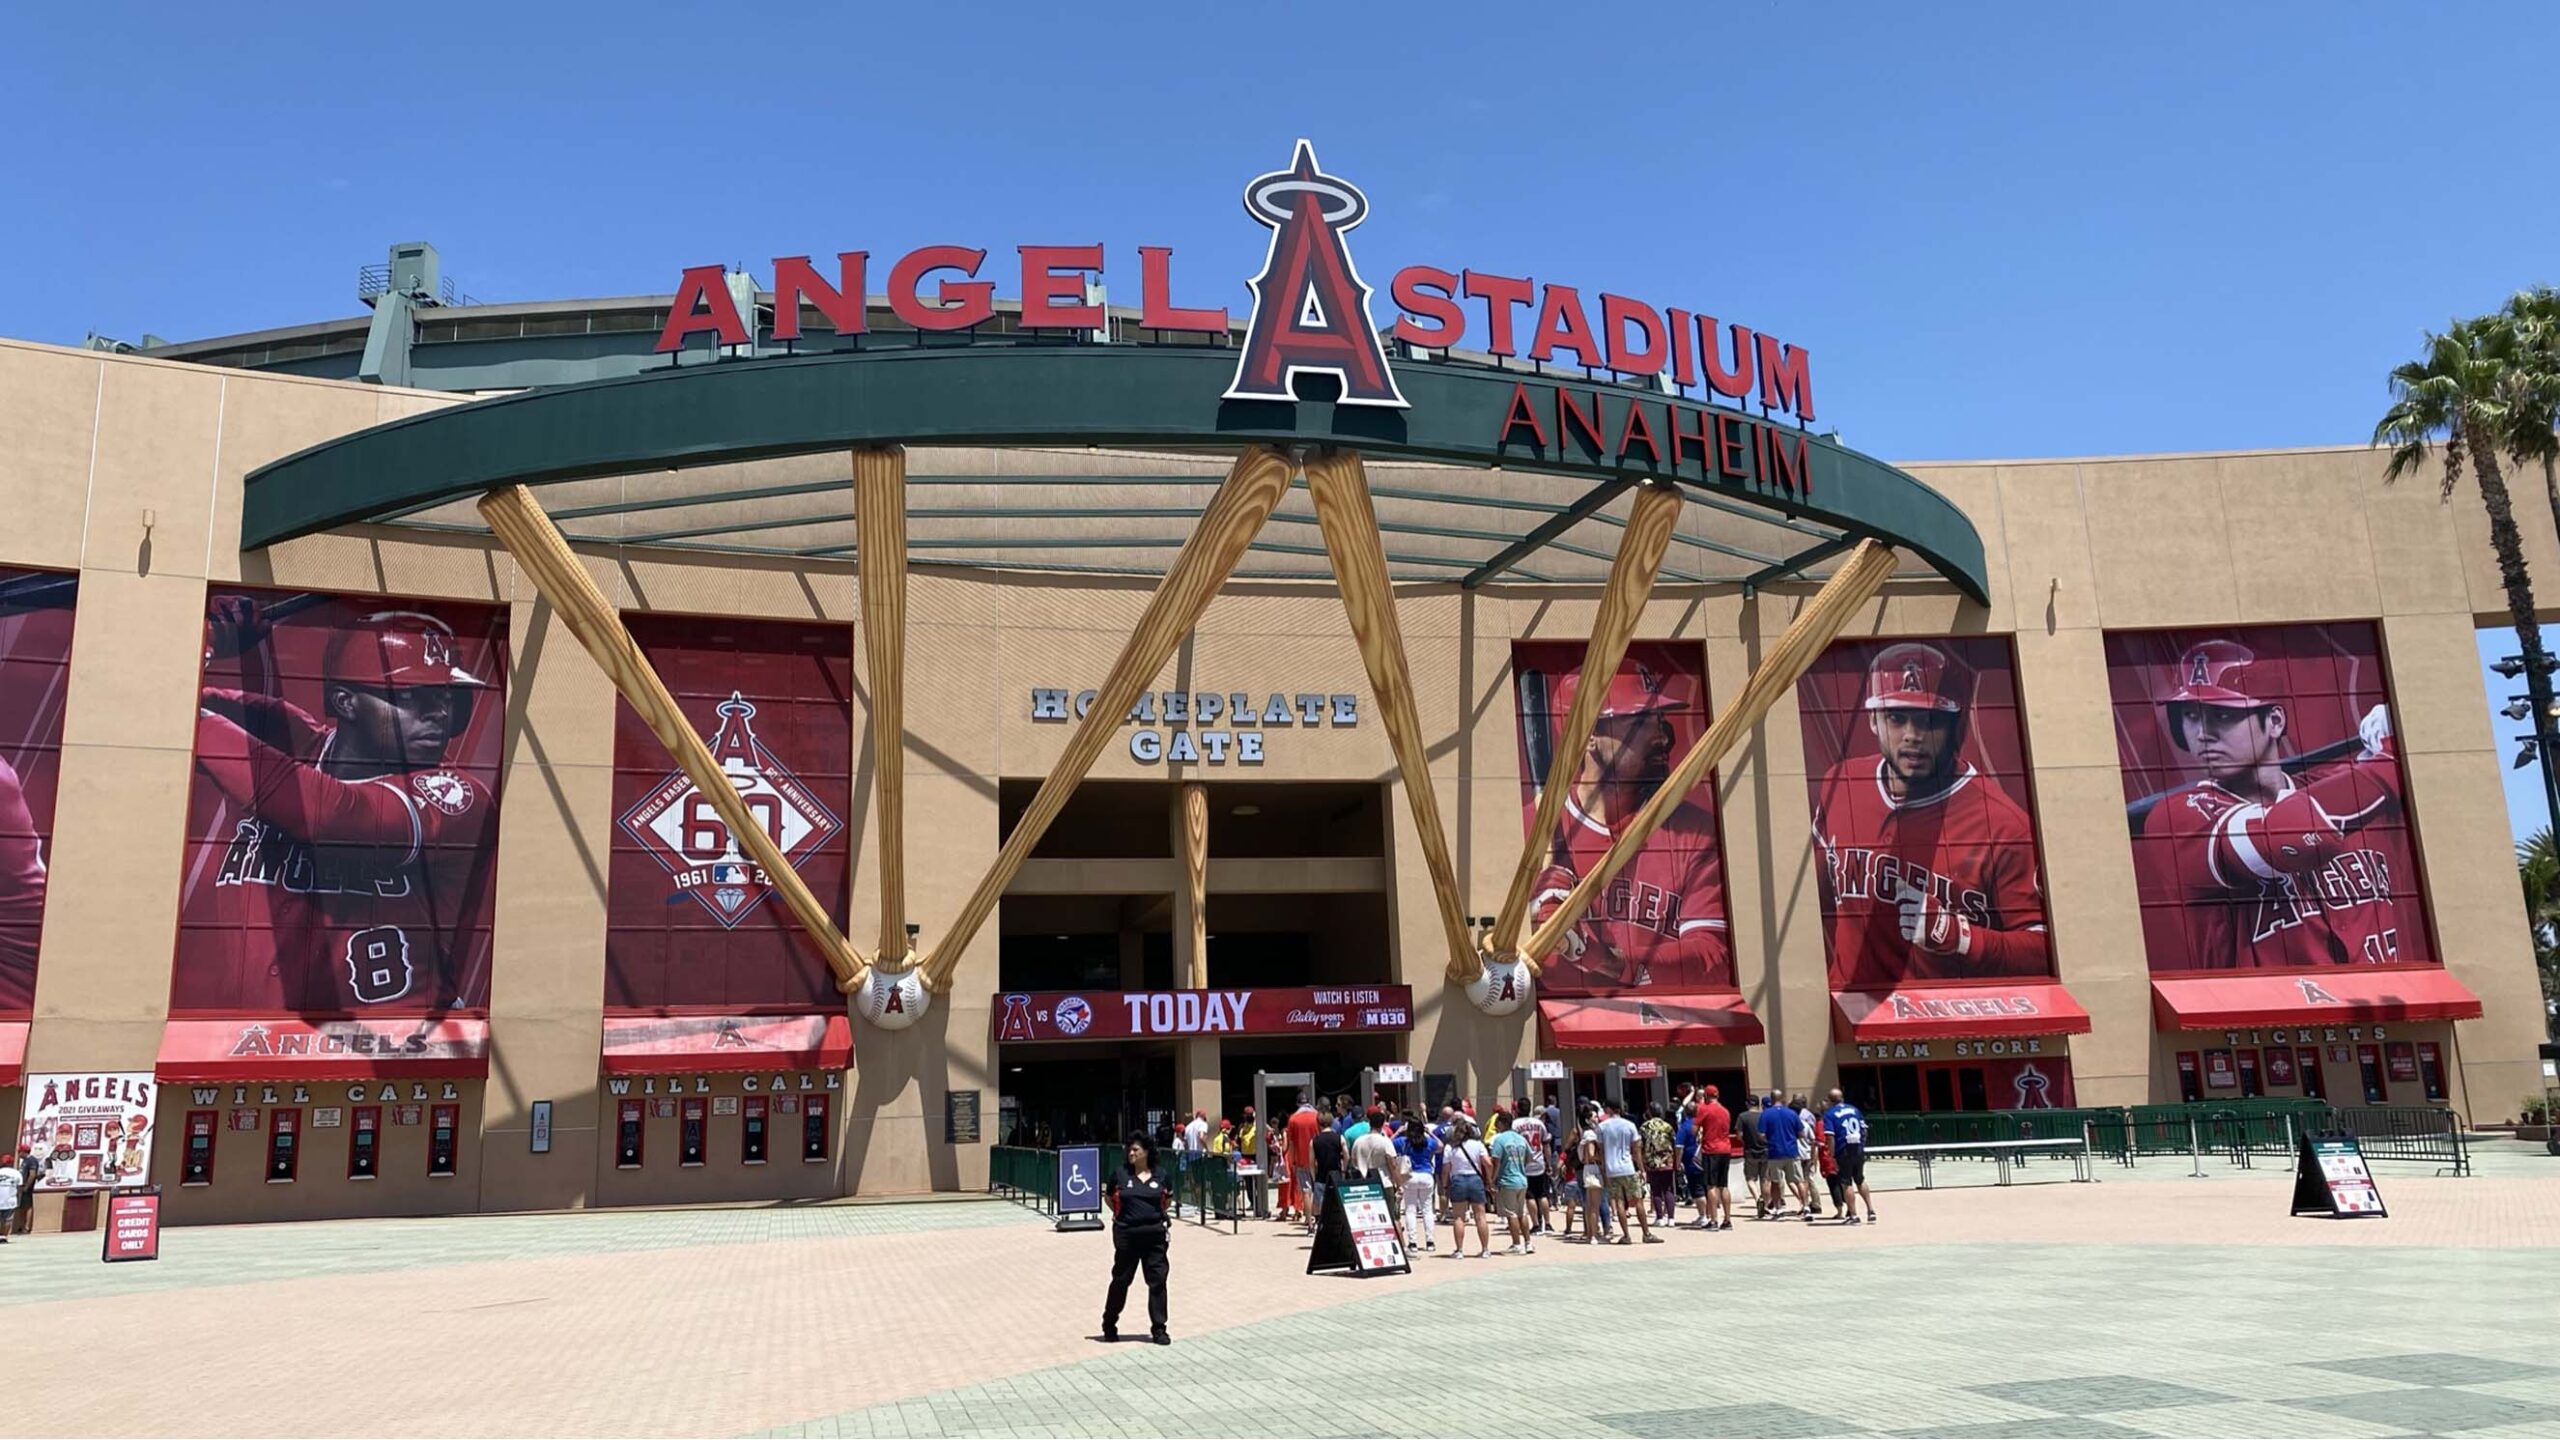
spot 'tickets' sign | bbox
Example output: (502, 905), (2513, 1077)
(655, 140), (1815, 423)
(992, 987), (1413, 1041)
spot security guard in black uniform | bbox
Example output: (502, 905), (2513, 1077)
(1102, 1134), (1172, 1345)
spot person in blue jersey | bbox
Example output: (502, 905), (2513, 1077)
(1823, 1087), (1878, 1224)
(1757, 1091), (1812, 1221)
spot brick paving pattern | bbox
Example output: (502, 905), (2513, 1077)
(0, 1151), (2552, 1437)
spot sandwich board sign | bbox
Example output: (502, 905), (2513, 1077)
(2292, 1132), (2386, 1219)
(1307, 1175), (1409, 1277)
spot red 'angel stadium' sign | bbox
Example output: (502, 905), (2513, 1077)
(654, 141), (1815, 423)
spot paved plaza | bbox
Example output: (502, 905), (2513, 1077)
(7, 1148), (2558, 1438)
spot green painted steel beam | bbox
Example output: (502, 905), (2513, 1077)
(244, 346), (1988, 601)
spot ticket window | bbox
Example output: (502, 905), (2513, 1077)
(802, 1093), (831, 1163)
(182, 1110), (217, 1186)
(2415, 1042), (2448, 1103)
(2356, 1045), (2387, 1104)
(616, 1099), (646, 1169)
(2297, 1049), (2326, 1101)
(427, 1104), (460, 1177)
(267, 1108), (302, 1184)
(2176, 1052), (2204, 1103)
(680, 1097), (708, 1167)
(742, 1097), (769, 1165)
(2237, 1049), (2263, 1098)
(348, 1107), (382, 1181)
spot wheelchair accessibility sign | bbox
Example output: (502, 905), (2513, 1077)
(1057, 1146), (1106, 1232)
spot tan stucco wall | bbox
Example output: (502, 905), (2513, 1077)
(0, 337), (2544, 1222)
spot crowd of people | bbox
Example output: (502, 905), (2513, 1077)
(1219, 1083), (1878, 1257)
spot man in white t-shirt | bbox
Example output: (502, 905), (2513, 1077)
(1512, 1100), (1552, 1236)
(1595, 1100), (1655, 1245)
(1182, 1110), (1210, 1156)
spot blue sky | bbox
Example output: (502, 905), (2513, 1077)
(6, 2), (2558, 831)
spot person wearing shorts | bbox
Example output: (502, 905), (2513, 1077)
(1824, 1088), (1877, 1224)
(1514, 1101), (1552, 1235)
(1693, 1084), (1735, 1231)
(1440, 1121), (1495, 1258)
(1487, 1111), (1534, 1255)
(1738, 1093), (1770, 1217)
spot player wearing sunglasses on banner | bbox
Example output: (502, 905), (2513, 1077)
(186, 598), (497, 1011)
(1526, 662), (1730, 990)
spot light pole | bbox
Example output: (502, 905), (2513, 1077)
(2495, 651), (2560, 843)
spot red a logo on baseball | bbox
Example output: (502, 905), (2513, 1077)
(1224, 140), (1408, 409)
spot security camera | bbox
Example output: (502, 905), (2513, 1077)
(2495, 657), (2528, 679)
(2505, 699), (2534, 721)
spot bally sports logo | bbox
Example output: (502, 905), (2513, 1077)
(620, 693), (842, 928)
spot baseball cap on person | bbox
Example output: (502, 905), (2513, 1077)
(324, 611), (487, 690)
(2163, 640), (2279, 749)
(1553, 661), (1698, 726)
(1863, 641), (1969, 713)
(1704, 1085), (1719, 1099)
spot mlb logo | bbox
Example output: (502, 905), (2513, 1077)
(712, 863), (747, 885)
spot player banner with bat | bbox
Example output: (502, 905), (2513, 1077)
(606, 615), (851, 1012)
(1796, 636), (2054, 989)
(1512, 641), (1734, 995)
(2105, 622), (2435, 974)
(174, 588), (509, 1015)
(0, 568), (76, 1014)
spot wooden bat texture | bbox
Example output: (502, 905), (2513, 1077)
(1524, 538), (1899, 965)
(922, 445), (1294, 992)
(853, 446), (910, 965)
(1180, 781), (1208, 989)
(1302, 449), (1477, 982)
(1492, 479), (1682, 969)
(477, 483), (869, 991)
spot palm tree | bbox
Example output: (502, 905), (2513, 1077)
(2517, 828), (2560, 1035)
(2501, 287), (2560, 556)
(2375, 315), (2557, 789)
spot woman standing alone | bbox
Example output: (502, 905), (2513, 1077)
(1101, 1135), (1173, 1345)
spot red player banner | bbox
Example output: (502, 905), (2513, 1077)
(1796, 636), (2054, 990)
(991, 987), (1414, 1041)
(0, 567), (76, 1014)
(1511, 640), (1733, 995)
(175, 588), (508, 1016)
(2105, 623), (2435, 975)
(607, 616), (851, 1013)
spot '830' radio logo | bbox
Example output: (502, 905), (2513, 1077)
(620, 693), (842, 928)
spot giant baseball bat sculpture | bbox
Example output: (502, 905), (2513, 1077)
(480, 483), (869, 991)
(922, 445), (1294, 992)
(1524, 539), (1899, 965)
(1491, 479), (1683, 971)
(853, 446), (910, 977)
(1179, 780), (1209, 989)
(1303, 450), (1478, 982)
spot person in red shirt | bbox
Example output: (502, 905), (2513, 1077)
(1810, 642), (2047, 984)
(1281, 1095), (1322, 1229)
(179, 601), (499, 1013)
(1527, 662), (1731, 991)
(2137, 640), (2409, 969)
(1688, 1084), (1735, 1231)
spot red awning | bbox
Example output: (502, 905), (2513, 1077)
(156, 1017), (490, 1082)
(0, 1020), (24, 1085)
(1539, 992), (1764, 1049)
(2151, 970), (2483, 1031)
(600, 1014), (852, 1075)
(1832, 981), (2092, 1042)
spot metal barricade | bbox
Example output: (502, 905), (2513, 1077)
(2333, 1105), (2470, 1176)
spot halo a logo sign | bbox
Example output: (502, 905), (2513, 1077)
(1053, 996), (1095, 1037)
(619, 693), (842, 928)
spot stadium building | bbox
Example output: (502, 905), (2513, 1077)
(0, 151), (2542, 1229)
